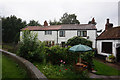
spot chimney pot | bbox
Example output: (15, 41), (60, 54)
(105, 18), (113, 30)
(107, 18), (109, 24)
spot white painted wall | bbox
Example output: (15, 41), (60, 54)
(87, 30), (97, 48)
(58, 30), (77, 44)
(97, 40), (120, 57)
(37, 31), (58, 44)
(58, 30), (96, 48)
(20, 29), (97, 48)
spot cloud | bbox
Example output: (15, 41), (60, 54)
(0, 0), (118, 30)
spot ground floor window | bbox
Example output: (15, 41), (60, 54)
(45, 41), (55, 47)
(102, 42), (112, 54)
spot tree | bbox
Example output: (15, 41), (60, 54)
(66, 36), (92, 47)
(60, 13), (80, 24)
(18, 30), (47, 62)
(18, 30), (38, 61)
(2, 15), (26, 43)
(49, 19), (61, 25)
(27, 20), (41, 26)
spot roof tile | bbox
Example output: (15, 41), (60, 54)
(97, 26), (120, 40)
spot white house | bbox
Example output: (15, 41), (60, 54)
(21, 19), (97, 48)
(97, 19), (120, 62)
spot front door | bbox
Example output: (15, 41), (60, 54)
(116, 47), (120, 62)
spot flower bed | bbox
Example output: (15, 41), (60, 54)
(33, 62), (88, 79)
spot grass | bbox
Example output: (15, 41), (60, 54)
(93, 59), (120, 76)
(33, 62), (89, 79)
(2, 55), (28, 79)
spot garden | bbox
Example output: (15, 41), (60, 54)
(16, 30), (95, 79)
(2, 30), (120, 79)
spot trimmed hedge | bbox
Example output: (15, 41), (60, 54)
(46, 45), (79, 65)
(66, 36), (92, 47)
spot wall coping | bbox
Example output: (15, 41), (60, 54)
(0, 49), (47, 80)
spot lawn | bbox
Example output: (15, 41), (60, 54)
(33, 62), (89, 79)
(2, 55), (29, 79)
(93, 59), (120, 76)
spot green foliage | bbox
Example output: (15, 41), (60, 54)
(46, 45), (79, 65)
(17, 30), (41, 62)
(2, 15), (26, 43)
(27, 20), (41, 26)
(66, 36), (92, 47)
(49, 19), (61, 25)
(108, 54), (115, 59)
(49, 13), (80, 25)
(33, 62), (88, 79)
(60, 13), (80, 24)
(81, 51), (94, 71)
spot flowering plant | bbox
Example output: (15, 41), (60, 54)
(59, 60), (68, 72)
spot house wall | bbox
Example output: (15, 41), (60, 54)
(58, 30), (96, 48)
(97, 40), (120, 57)
(37, 31), (58, 44)
(20, 29), (97, 48)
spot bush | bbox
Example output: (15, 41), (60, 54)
(80, 51), (94, 71)
(17, 30), (43, 62)
(46, 45), (79, 65)
(66, 36), (92, 47)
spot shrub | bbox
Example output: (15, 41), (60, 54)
(80, 51), (94, 71)
(46, 45), (79, 65)
(108, 54), (115, 60)
(46, 45), (63, 65)
(66, 36), (92, 47)
(17, 30), (41, 62)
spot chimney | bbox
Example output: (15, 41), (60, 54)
(105, 18), (113, 30)
(89, 18), (96, 25)
(44, 20), (48, 26)
(91, 18), (95, 24)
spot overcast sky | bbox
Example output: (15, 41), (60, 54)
(0, 0), (119, 30)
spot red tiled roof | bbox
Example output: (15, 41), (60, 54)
(21, 24), (96, 31)
(97, 26), (120, 40)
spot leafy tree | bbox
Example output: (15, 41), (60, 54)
(66, 36), (92, 47)
(27, 20), (41, 26)
(49, 13), (80, 25)
(60, 13), (80, 24)
(18, 30), (39, 61)
(2, 15), (26, 43)
(49, 19), (61, 25)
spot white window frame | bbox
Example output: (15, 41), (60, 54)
(59, 30), (65, 37)
(45, 31), (52, 35)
